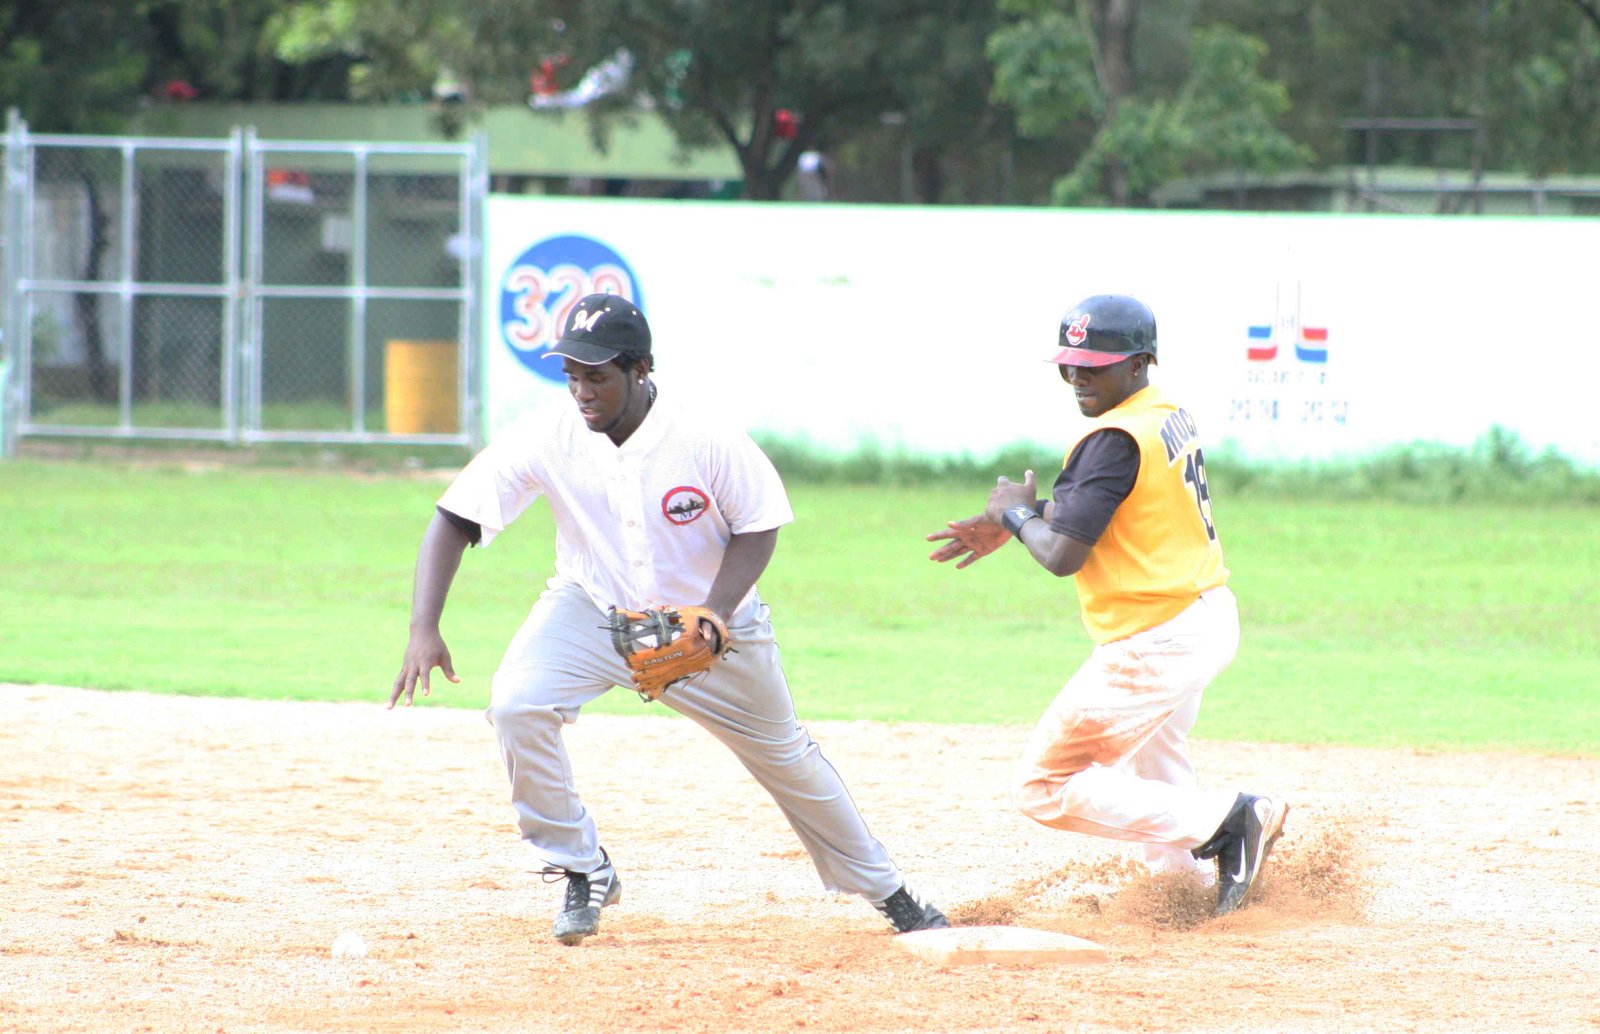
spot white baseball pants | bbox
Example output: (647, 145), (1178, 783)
(485, 577), (904, 901)
(1014, 586), (1243, 873)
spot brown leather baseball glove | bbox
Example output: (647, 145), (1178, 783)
(606, 605), (733, 701)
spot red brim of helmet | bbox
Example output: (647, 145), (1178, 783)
(1046, 346), (1128, 368)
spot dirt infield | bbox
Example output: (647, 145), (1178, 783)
(2, 683), (1597, 1034)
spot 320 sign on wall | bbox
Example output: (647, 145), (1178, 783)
(499, 235), (644, 384)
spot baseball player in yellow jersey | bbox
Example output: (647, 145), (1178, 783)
(927, 294), (1288, 916)
(390, 293), (947, 946)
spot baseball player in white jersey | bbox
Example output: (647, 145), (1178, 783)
(390, 293), (947, 945)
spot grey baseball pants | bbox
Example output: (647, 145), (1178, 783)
(485, 577), (904, 902)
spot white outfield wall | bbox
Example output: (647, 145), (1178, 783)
(482, 196), (1600, 469)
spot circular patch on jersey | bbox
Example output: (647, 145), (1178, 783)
(498, 234), (644, 384)
(661, 486), (710, 525)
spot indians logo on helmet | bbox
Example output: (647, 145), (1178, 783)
(1065, 313), (1091, 346)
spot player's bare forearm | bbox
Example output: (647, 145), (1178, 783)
(390, 513), (471, 708)
(702, 528), (777, 621)
(1011, 519), (1092, 577)
(408, 512), (470, 631)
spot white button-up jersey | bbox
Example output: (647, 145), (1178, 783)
(437, 392), (795, 623)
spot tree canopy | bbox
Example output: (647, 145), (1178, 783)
(990, 3), (1312, 205)
(0, 0), (362, 133)
(2, 0), (1596, 204)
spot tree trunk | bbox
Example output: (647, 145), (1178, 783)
(736, 120), (812, 200)
(1573, 0), (1600, 33)
(1096, 0), (1137, 103)
(912, 146), (944, 204)
(76, 172), (114, 403)
(1094, 0), (1138, 206)
(740, 157), (785, 200)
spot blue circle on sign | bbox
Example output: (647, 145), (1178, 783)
(499, 235), (644, 384)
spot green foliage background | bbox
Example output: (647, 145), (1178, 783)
(7, 2), (1597, 203)
(1, 451), (1595, 756)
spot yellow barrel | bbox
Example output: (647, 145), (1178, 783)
(384, 340), (459, 434)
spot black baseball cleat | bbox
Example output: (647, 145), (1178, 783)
(545, 848), (622, 946)
(874, 884), (950, 933)
(1192, 793), (1289, 916)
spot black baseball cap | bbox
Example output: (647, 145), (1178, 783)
(546, 293), (651, 365)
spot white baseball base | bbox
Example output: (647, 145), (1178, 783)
(893, 925), (1108, 965)
(330, 931), (368, 959)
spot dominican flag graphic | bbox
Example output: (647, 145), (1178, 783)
(1247, 282), (1329, 364)
(1247, 324), (1328, 364)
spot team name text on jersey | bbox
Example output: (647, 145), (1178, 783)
(1158, 408), (1201, 466)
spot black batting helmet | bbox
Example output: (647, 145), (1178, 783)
(1047, 294), (1157, 367)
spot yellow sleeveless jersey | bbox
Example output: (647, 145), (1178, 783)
(1066, 385), (1228, 643)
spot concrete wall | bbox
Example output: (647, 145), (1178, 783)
(481, 196), (1600, 469)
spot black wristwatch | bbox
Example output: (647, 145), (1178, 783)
(1000, 504), (1038, 536)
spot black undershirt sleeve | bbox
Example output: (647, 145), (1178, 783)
(436, 504), (482, 547)
(1047, 429), (1141, 546)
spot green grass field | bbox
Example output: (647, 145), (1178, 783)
(1, 457), (1595, 755)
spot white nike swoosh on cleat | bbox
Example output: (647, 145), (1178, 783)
(1256, 800), (1287, 850)
(1245, 799), (1286, 882)
(1228, 851), (1248, 883)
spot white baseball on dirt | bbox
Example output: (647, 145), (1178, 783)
(330, 931), (367, 959)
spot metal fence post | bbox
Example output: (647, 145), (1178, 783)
(222, 127), (243, 443)
(349, 146), (369, 434)
(0, 110), (25, 458)
(117, 140), (137, 432)
(463, 130), (490, 450)
(241, 125), (262, 438)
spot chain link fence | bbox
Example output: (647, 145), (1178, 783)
(0, 116), (486, 455)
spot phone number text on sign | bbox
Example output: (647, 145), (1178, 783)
(499, 234), (643, 384)
(1228, 397), (1350, 424)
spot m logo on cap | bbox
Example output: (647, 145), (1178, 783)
(1065, 313), (1091, 346)
(570, 308), (604, 332)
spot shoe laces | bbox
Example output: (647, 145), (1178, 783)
(541, 862), (615, 911)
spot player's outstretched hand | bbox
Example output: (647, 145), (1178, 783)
(983, 470), (1039, 525)
(927, 513), (1011, 569)
(389, 628), (460, 709)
